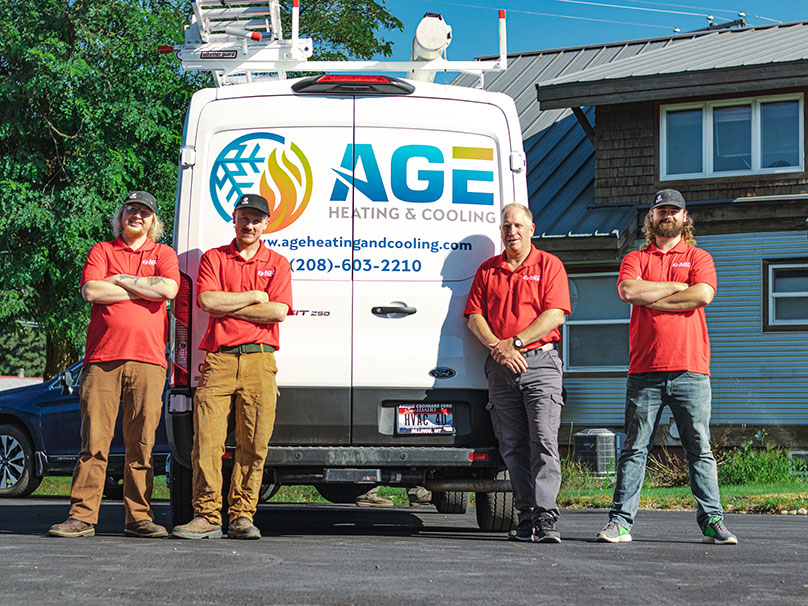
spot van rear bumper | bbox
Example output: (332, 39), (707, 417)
(264, 445), (499, 467)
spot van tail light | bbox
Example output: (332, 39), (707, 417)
(171, 271), (193, 388)
(469, 453), (490, 461)
(291, 74), (415, 96)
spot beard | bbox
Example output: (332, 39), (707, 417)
(652, 218), (684, 238)
(122, 222), (149, 240)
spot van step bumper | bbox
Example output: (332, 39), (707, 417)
(264, 446), (499, 467)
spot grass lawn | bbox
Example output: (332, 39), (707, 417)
(32, 476), (808, 513)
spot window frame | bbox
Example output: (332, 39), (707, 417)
(563, 271), (630, 373)
(660, 93), (804, 181)
(762, 257), (808, 331)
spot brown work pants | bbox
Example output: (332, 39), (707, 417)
(69, 360), (166, 524)
(191, 351), (277, 525)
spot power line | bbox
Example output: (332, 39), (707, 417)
(549, 0), (708, 18)
(599, 1), (737, 15)
(417, 0), (676, 30)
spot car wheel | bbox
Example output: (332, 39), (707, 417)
(0, 424), (41, 498)
(432, 491), (469, 514)
(475, 470), (517, 532)
(259, 482), (280, 503)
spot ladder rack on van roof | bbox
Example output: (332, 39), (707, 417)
(159, 0), (508, 87)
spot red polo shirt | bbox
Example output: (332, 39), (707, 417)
(81, 237), (180, 369)
(197, 240), (293, 353)
(619, 240), (717, 375)
(464, 246), (571, 350)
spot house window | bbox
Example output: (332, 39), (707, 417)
(660, 94), (803, 180)
(563, 273), (630, 370)
(763, 259), (808, 330)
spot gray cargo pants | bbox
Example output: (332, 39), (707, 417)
(484, 346), (564, 524)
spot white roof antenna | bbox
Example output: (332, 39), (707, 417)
(159, 1), (509, 87)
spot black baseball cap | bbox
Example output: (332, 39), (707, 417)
(123, 191), (158, 213)
(234, 193), (270, 217)
(651, 189), (686, 210)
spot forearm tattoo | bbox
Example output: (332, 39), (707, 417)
(119, 275), (167, 286)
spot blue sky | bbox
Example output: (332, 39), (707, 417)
(373, 0), (805, 79)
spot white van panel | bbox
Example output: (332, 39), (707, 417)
(352, 279), (491, 389)
(184, 95), (354, 386)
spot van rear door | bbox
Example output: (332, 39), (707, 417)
(192, 92), (354, 445)
(350, 94), (509, 445)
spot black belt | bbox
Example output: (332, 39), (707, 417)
(217, 343), (275, 355)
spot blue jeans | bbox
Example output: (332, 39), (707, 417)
(610, 371), (723, 530)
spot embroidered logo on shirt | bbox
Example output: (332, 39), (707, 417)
(142, 259), (157, 266)
(523, 274), (541, 281)
(258, 269), (275, 277)
(671, 262), (691, 268)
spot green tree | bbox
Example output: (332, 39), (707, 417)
(0, 0), (402, 378)
(0, 0), (203, 378)
(295, 1), (403, 61)
(0, 324), (46, 377)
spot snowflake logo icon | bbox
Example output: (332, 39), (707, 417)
(209, 132), (313, 233)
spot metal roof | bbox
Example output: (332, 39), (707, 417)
(538, 21), (808, 109)
(454, 21), (808, 245)
(454, 31), (702, 241)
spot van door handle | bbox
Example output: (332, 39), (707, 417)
(372, 306), (417, 316)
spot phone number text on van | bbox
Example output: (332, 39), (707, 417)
(289, 258), (423, 273)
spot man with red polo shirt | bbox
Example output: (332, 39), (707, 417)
(49, 191), (179, 538)
(596, 189), (737, 545)
(464, 203), (570, 543)
(173, 193), (292, 541)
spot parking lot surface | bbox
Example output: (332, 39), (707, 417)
(1, 497), (806, 605)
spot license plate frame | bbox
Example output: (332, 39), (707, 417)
(395, 403), (455, 435)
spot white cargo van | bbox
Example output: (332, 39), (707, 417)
(164, 2), (526, 531)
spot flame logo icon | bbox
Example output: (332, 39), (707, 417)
(209, 132), (313, 233)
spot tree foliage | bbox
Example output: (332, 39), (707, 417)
(296, 1), (403, 61)
(0, 324), (46, 377)
(0, 0), (402, 378)
(0, 0), (202, 377)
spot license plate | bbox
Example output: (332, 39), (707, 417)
(396, 403), (454, 435)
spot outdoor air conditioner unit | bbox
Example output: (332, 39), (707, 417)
(574, 428), (624, 474)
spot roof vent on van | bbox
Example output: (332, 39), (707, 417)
(291, 75), (415, 96)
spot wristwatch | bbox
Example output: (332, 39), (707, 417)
(512, 336), (524, 349)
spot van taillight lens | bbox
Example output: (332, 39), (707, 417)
(291, 74), (415, 96)
(316, 75), (392, 84)
(171, 271), (192, 387)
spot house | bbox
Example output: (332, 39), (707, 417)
(455, 21), (808, 449)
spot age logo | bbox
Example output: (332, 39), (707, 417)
(209, 132), (313, 233)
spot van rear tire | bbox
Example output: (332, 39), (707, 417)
(475, 471), (517, 532)
(432, 491), (469, 514)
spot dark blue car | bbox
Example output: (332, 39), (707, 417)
(0, 362), (170, 498)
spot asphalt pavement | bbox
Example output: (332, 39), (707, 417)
(0, 497), (806, 605)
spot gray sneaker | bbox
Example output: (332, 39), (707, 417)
(596, 521), (632, 543)
(702, 516), (738, 545)
(534, 513), (561, 543)
(507, 519), (535, 543)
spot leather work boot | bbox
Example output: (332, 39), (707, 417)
(124, 519), (168, 538)
(48, 518), (95, 538)
(227, 516), (261, 540)
(172, 516), (223, 540)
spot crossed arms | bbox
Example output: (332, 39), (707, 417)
(617, 279), (714, 311)
(82, 275), (179, 304)
(197, 290), (288, 324)
(467, 308), (565, 374)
